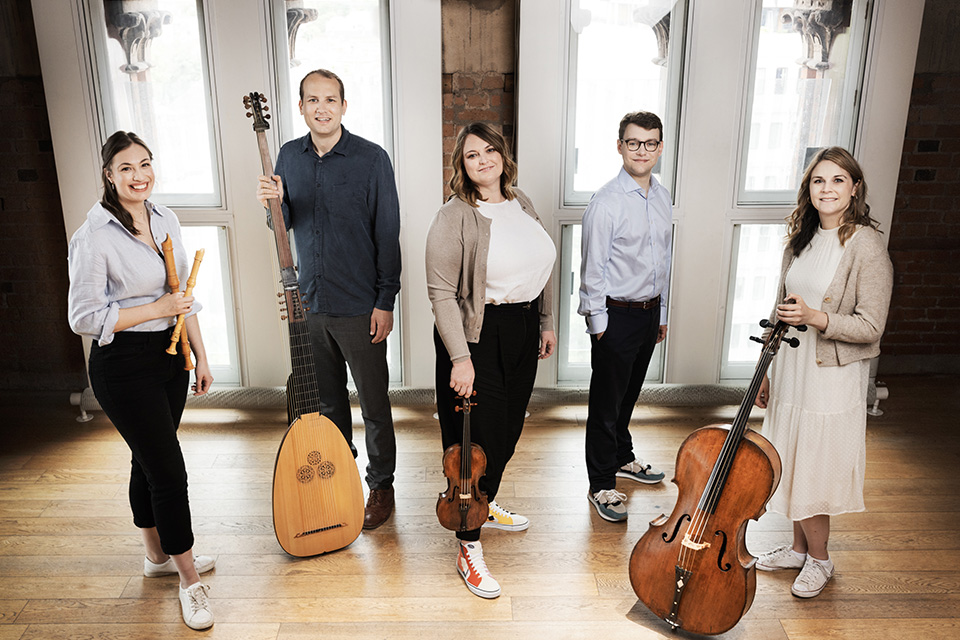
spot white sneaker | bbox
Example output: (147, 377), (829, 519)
(756, 545), (806, 572)
(144, 554), (216, 577)
(457, 541), (501, 599)
(179, 582), (214, 630)
(588, 489), (628, 522)
(483, 500), (530, 532)
(791, 556), (834, 598)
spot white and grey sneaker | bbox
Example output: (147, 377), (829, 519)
(791, 556), (834, 598)
(616, 458), (665, 484)
(144, 554), (216, 578)
(756, 545), (806, 572)
(179, 582), (214, 630)
(588, 489), (628, 522)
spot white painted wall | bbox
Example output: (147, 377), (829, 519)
(33, 0), (443, 388)
(518, 0), (924, 385)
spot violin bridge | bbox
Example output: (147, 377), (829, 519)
(459, 493), (471, 499)
(681, 532), (710, 551)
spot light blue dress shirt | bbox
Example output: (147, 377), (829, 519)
(578, 167), (673, 334)
(68, 201), (200, 346)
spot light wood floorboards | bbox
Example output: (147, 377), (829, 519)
(1, 375), (958, 639)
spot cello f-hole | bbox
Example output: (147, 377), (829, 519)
(662, 513), (691, 544)
(714, 529), (732, 572)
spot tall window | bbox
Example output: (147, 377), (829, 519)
(564, 0), (688, 205)
(720, 223), (786, 380)
(271, 0), (393, 152)
(557, 224), (665, 385)
(87, 0), (221, 206)
(269, 0), (400, 384)
(740, 0), (871, 204)
(181, 226), (241, 386)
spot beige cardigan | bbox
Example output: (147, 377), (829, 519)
(425, 189), (555, 363)
(770, 226), (894, 367)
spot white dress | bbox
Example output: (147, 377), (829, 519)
(763, 226), (869, 521)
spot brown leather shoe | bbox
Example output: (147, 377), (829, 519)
(363, 487), (395, 530)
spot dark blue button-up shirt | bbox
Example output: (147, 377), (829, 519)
(275, 127), (401, 316)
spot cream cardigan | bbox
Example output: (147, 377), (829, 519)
(769, 225), (894, 367)
(425, 189), (555, 363)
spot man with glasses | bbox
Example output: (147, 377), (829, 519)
(578, 111), (672, 523)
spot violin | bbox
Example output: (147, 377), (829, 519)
(628, 315), (805, 634)
(436, 393), (489, 531)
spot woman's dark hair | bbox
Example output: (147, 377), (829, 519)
(786, 146), (880, 257)
(450, 122), (518, 206)
(100, 131), (153, 236)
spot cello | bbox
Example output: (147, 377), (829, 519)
(436, 393), (489, 531)
(243, 91), (364, 557)
(628, 315), (804, 634)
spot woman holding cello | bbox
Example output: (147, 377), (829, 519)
(426, 122), (556, 599)
(754, 146), (893, 598)
(68, 131), (216, 629)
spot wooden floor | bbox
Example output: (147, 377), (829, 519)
(1, 375), (958, 639)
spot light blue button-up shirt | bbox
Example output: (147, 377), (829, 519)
(578, 168), (673, 334)
(68, 201), (200, 346)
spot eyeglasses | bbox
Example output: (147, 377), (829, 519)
(621, 138), (661, 152)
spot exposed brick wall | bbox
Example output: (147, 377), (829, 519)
(0, 6), (87, 391)
(441, 71), (516, 198)
(882, 72), (960, 374)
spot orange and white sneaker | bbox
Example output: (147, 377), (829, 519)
(457, 541), (501, 599)
(482, 500), (530, 532)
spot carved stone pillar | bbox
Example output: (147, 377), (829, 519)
(783, 0), (853, 71)
(104, 0), (171, 74)
(286, 0), (318, 67)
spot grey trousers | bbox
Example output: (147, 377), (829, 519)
(305, 312), (396, 490)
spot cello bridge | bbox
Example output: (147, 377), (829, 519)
(681, 532), (710, 551)
(459, 493), (471, 499)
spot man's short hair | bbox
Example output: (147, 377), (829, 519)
(299, 69), (345, 102)
(618, 111), (663, 141)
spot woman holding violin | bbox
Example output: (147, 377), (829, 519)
(68, 131), (216, 630)
(426, 122), (557, 599)
(754, 146), (893, 598)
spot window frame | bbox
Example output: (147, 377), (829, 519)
(736, 0), (874, 206)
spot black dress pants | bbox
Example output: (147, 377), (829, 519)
(585, 304), (659, 493)
(435, 302), (540, 542)
(89, 330), (194, 556)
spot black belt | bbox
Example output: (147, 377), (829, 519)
(606, 295), (660, 310)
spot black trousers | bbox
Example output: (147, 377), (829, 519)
(585, 304), (660, 493)
(88, 330), (194, 556)
(435, 302), (540, 542)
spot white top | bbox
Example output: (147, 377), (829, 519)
(68, 201), (201, 346)
(476, 198), (556, 305)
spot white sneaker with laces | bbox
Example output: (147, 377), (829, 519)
(457, 541), (501, 599)
(179, 582), (214, 630)
(144, 554), (216, 578)
(756, 545), (806, 572)
(483, 500), (530, 531)
(791, 556), (834, 598)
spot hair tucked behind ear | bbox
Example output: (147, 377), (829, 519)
(786, 146), (880, 257)
(100, 131), (153, 236)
